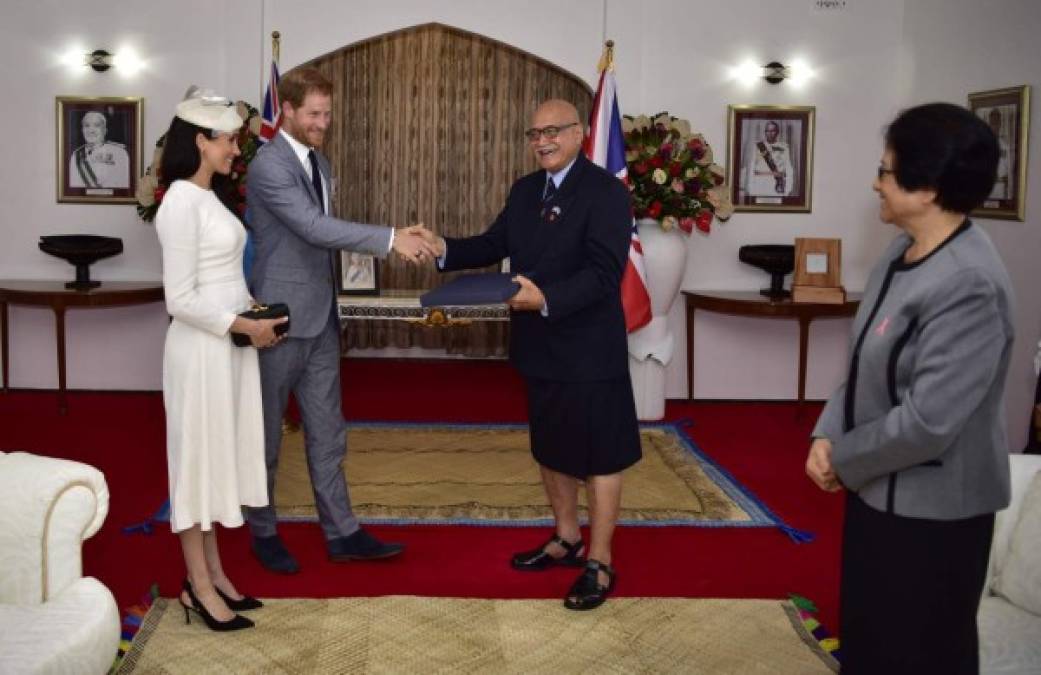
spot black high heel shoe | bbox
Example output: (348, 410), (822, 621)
(214, 585), (263, 611)
(181, 579), (254, 631)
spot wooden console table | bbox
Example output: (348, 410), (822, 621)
(0, 280), (164, 413)
(683, 290), (861, 405)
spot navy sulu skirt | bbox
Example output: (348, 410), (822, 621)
(525, 375), (642, 479)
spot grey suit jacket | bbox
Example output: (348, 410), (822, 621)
(814, 221), (1013, 520)
(246, 132), (391, 338)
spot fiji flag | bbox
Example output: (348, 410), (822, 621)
(584, 68), (652, 333)
(259, 60), (281, 143)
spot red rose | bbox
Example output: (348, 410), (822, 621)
(679, 217), (695, 234)
(669, 162), (683, 177)
(233, 162), (247, 174)
(633, 161), (649, 175)
(695, 209), (713, 233)
(687, 138), (705, 160)
(238, 184), (247, 197)
(659, 143), (673, 157)
(647, 201), (663, 219)
(154, 186), (166, 202)
(649, 156), (664, 169)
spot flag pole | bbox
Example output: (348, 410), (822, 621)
(272, 30), (280, 66)
(597, 40), (614, 74)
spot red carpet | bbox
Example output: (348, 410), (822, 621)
(0, 359), (844, 630)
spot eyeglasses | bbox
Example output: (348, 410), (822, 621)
(877, 166), (896, 180)
(524, 122), (578, 142)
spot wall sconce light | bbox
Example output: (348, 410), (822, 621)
(763, 61), (789, 84)
(85, 49), (113, 72)
(730, 59), (814, 87)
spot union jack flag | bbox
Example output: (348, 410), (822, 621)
(258, 60), (281, 143)
(584, 67), (652, 333)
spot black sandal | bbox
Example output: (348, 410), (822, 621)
(510, 534), (585, 571)
(564, 559), (615, 611)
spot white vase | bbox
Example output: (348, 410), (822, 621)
(627, 218), (689, 420)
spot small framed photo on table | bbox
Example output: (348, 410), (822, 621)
(337, 251), (380, 295)
(56, 96), (142, 204)
(727, 104), (815, 212)
(792, 237), (845, 304)
(968, 85), (1030, 221)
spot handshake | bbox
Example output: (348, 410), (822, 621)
(391, 224), (446, 264)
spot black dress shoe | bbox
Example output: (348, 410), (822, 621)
(510, 534), (585, 571)
(327, 528), (405, 561)
(563, 559), (616, 611)
(251, 534), (300, 574)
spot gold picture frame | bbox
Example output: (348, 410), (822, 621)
(968, 85), (1030, 221)
(727, 104), (815, 213)
(56, 96), (143, 204)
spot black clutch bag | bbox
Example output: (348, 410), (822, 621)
(231, 303), (290, 347)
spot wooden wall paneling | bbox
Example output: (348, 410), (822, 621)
(307, 24), (591, 356)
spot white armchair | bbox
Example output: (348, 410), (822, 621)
(0, 451), (120, 675)
(980, 452), (1041, 675)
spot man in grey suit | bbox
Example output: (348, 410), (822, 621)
(246, 66), (436, 573)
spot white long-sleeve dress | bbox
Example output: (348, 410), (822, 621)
(156, 179), (267, 533)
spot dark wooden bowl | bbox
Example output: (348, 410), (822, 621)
(738, 244), (795, 299)
(39, 235), (124, 290)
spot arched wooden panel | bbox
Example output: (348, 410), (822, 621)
(306, 23), (592, 355)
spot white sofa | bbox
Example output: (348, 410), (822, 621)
(980, 452), (1041, 675)
(0, 451), (121, 675)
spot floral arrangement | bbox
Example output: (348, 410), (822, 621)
(135, 101), (263, 222)
(622, 112), (733, 234)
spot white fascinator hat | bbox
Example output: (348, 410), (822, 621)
(175, 86), (243, 134)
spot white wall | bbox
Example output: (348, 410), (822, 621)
(613, 0), (905, 401)
(1, 0), (1036, 449)
(901, 0), (1041, 450)
(0, 0), (263, 389)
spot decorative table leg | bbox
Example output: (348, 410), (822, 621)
(55, 306), (68, 415)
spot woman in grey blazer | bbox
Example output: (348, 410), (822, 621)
(806, 103), (1014, 675)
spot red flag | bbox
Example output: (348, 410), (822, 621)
(584, 65), (651, 333)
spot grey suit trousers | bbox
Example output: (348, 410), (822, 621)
(246, 311), (359, 541)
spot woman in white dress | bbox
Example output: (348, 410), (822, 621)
(156, 95), (287, 631)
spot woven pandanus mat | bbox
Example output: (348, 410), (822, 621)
(115, 596), (836, 674)
(274, 423), (781, 527)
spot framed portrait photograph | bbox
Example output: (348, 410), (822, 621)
(727, 105), (815, 212)
(968, 85), (1030, 221)
(56, 96), (142, 204)
(337, 251), (380, 295)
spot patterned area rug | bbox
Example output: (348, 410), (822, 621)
(274, 422), (789, 530)
(115, 596), (838, 674)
